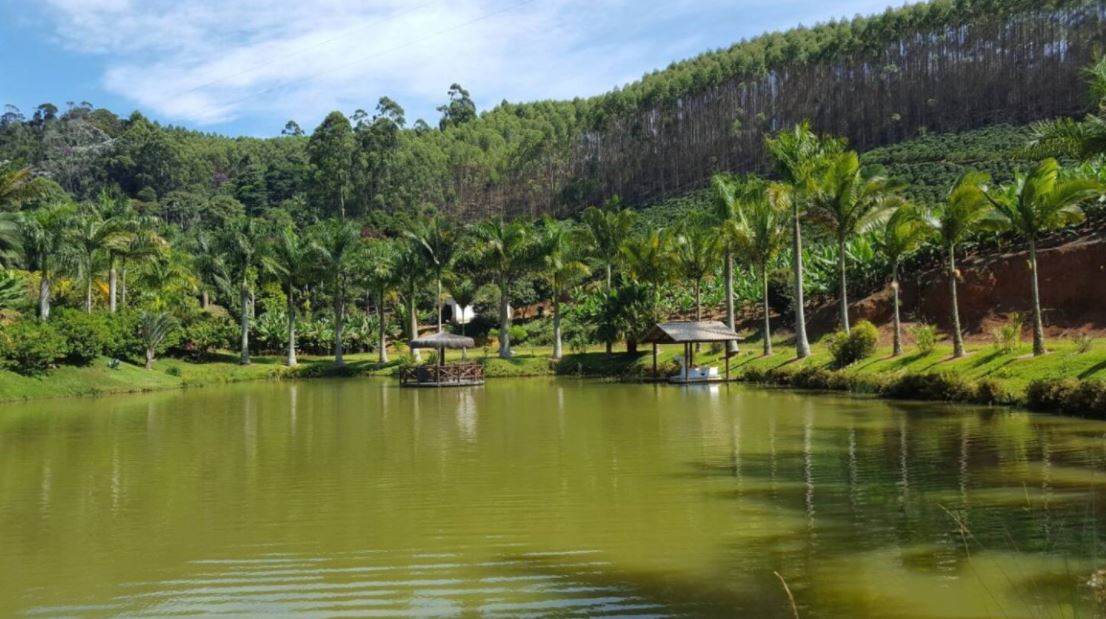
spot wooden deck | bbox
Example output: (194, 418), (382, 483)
(399, 363), (485, 388)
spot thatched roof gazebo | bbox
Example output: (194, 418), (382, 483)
(401, 332), (484, 388)
(641, 321), (742, 383)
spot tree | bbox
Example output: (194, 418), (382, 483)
(70, 201), (126, 313)
(307, 111), (355, 219)
(265, 226), (312, 366)
(674, 223), (719, 333)
(580, 202), (636, 290)
(874, 204), (930, 356)
(1026, 57), (1106, 160)
(728, 185), (789, 355)
(220, 218), (264, 364)
(447, 276), (478, 337)
(358, 238), (397, 365)
(403, 212), (456, 332)
(619, 229), (674, 354)
(139, 311), (178, 370)
(393, 240), (425, 362)
(437, 83), (477, 130)
(539, 217), (590, 359)
(311, 220), (360, 365)
(808, 150), (901, 333)
(19, 202), (74, 320)
(282, 120), (304, 136)
(765, 122), (843, 358)
(115, 218), (167, 311)
(925, 171), (993, 358)
(984, 159), (1104, 356)
(0, 166), (48, 210)
(709, 175), (744, 355)
(471, 218), (536, 359)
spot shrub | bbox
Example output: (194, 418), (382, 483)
(910, 323), (937, 354)
(104, 312), (145, 361)
(1076, 333), (1095, 354)
(1026, 378), (1106, 417)
(828, 320), (879, 368)
(0, 319), (67, 375)
(991, 312), (1023, 354)
(882, 373), (974, 402)
(176, 313), (236, 359)
(973, 378), (1013, 405)
(52, 309), (110, 365)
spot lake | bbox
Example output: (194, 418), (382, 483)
(1, 378), (1104, 617)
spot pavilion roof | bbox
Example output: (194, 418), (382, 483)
(640, 321), (742, 344)
(410, 331), (476, 350)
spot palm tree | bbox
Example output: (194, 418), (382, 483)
(359, 238), (397, 364)
(728, 185), (789, 355)
(674, 222), (719, 350)
(116, 216), (166, 311)
(265, 226), (312, 366)
(19, 202), (74, 320)
(447, 276), (478, 337)
(190, 231), (228, 310)
(710, 175), (742, 355)
(874, 204), (930, 356)
(94, 192), (133, 313)
(139, 311), (178, 370)
(311, 220), (360, 366)
(580, 205), (636, 290)
(620, 228), (674, 353)
(393, 240), (426, 362)
(808, 150), (901, 333)
(925, 171), (993, 358)
(539, 217), (590, 360)
(403, 212), (456, 332)
(471, 218), (536, 359)
(70, 202), (126, 313)
(220, 218), (264, 365)
(984, 159), (1104, 356)
(0, 166), (48, 210)
(1026, 57), (1106, 160)
(765, 122), (843, 358)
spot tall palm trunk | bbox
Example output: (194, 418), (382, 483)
(334, 284), (345, 366)
(38, 268), (50, 321)
(108, 254), (118, 313)
(286, 285), (297, 367)
(408, 285), (421, 362)
(552, 294), (563, 360)
(1028, 237), (1047, 356)
(436, 276), (443, 332)
(891, 261), (902, 357)
(239, 280), (251, 365)
(762, 264), (773, 356)
(948, 245), (965, 358)
(120, 262), (128, 310)
(837, 234), (850, 333)
(792, 202), (811, 358)
(201, 291), (209, 309)
(724, 249), (737, 354)
(498, 280), (512, 359)
(85, 272), (94, 314)
(605, 263), (612, 290)
(377, 288), (389, 364)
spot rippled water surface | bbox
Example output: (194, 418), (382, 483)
(2, 378), (1106, 617)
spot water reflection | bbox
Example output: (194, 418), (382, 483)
(0, 379), (1104, 618)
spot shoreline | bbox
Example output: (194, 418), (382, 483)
(1, 343), (1104, 420)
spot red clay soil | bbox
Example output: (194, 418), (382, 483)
(823, 235), (1106, 340)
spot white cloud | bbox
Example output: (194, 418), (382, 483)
(35, 0), (902, 131)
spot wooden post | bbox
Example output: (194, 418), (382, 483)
(652, 343), (657, 379)
(725, 348), (730, 382)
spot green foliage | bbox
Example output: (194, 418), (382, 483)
(0, 319), (67, 375)
(1076, 333), (1096, 354)
(177, 313), (237, 360)
(1026, 378), (1106, 418)
(991, 313), (1024, 354)
(52, 309), (110, 365)
(910, 324), (938, 354)
(827, 320), (879, 367)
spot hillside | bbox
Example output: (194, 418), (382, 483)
(2, 1), (1102, 222)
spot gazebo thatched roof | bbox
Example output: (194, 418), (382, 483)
(640, 321), (742, 344)
(410, 331), (476, 350)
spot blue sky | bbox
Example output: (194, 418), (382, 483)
(1, 0), (906, 137)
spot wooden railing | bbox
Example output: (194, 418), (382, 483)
(400, 363), (485, 386)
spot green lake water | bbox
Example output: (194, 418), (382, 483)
(2, 378), (1105, 618)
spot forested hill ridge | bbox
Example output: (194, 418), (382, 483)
(2, 0), (1104, 223)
